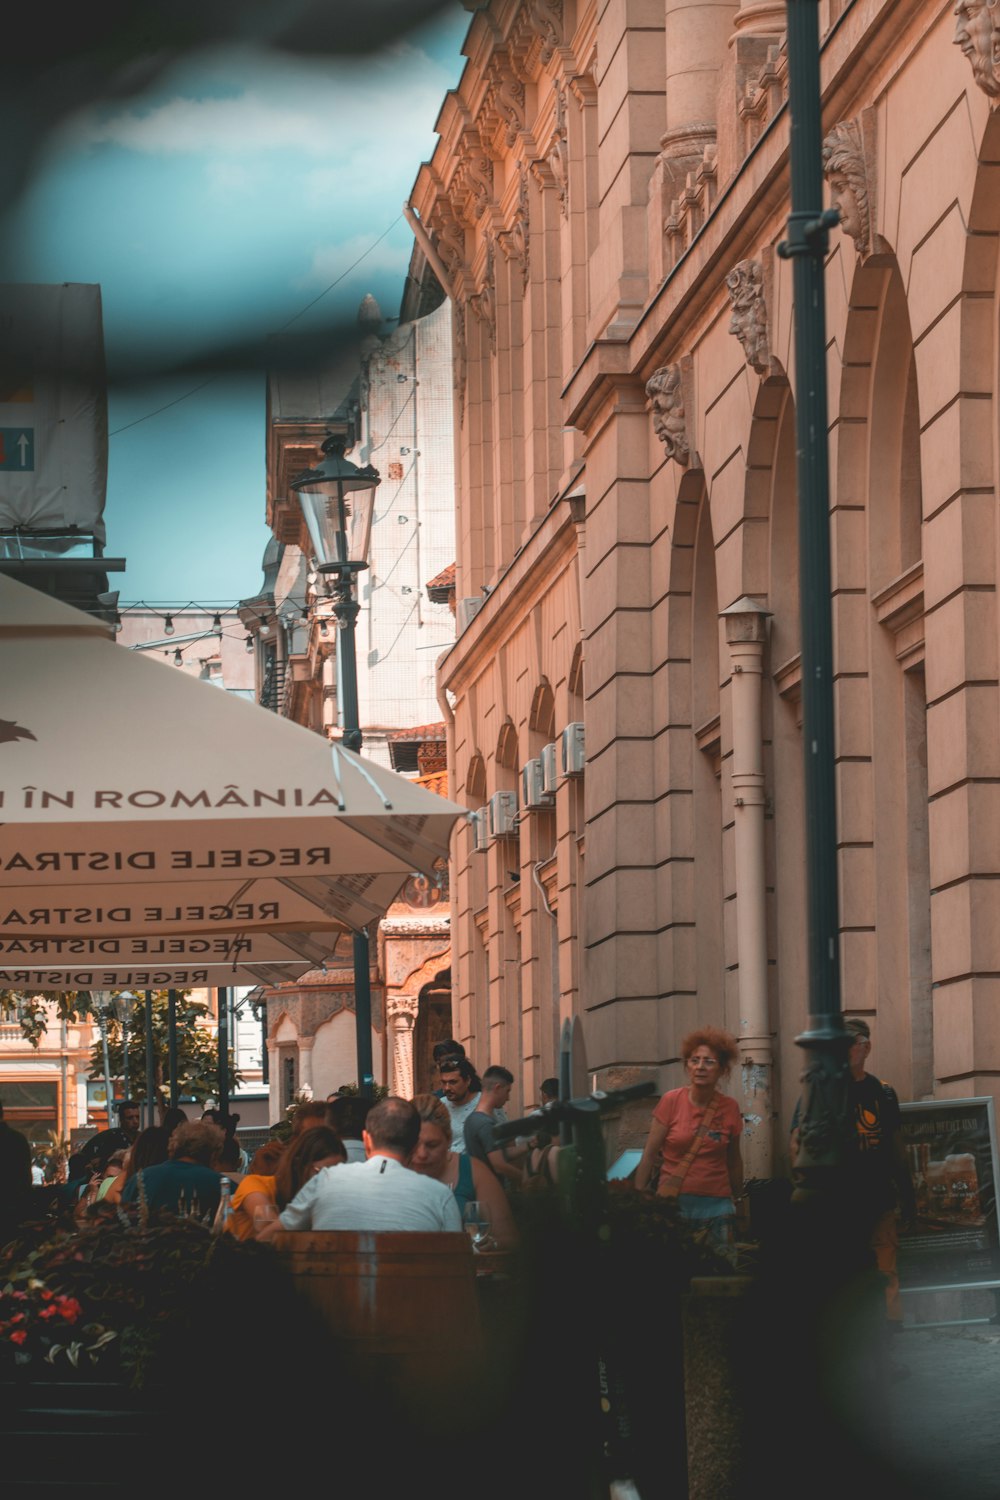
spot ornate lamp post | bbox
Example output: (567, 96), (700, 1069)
(777, 0), (855, 1192)
(292, 434), (381, 1098)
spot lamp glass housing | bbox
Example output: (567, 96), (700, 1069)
(292, 439), (379, 570)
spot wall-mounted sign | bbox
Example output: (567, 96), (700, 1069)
(898, 1097), (1000, 1293)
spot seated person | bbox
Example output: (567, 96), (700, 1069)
(228, 1127), (346, 1240)
(263, 1098), (461, 1236)
(121, 1121), (223, 1220)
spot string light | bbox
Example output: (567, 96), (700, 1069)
(163, 614), (175, 636)
(173, 648), (183, 666)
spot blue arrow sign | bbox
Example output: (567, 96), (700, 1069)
(0, 429), (34, 471)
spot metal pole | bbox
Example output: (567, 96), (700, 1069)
(144, 990), (156, 1129)
(777, 0), (853, 1190)
(97, 1012), (114, 1131)
(217, 988), (230, 1118)
(122, 1008), (129, 1104)
(332, 564), (375, 1099)
(167, 989), (178, 1108)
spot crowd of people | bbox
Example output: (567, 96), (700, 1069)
(0, 1022), (916, 1331)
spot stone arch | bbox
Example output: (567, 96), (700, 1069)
(414, 965), (453, 1094)
(529, 677), (556, 743)
(466, 750), (487, 804)
(496, 716), (519, 773)
(690, 485), (725, 1029)
(833, 246), (930, 1099)
(568, 640), (584, 706)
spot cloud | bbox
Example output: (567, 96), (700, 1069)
(70, 42), (451, 166)
(295, 233), (411, 291)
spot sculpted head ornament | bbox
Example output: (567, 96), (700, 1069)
(822, 119), (871, 255)
(726, 260), (770, 375)
(645, 365), (690, 467)
(953, 0), (1000, 99)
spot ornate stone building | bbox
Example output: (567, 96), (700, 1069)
(410, 0), (1000, 1169)
(244, 296), (458, 1113)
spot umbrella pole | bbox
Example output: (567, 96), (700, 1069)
(217, 987), (230, 1118)
(333, 569), (376, 1100)
(144, 990), (155, 1128)
(167, 989), (178, 1109)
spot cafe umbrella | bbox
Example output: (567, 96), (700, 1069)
(0, 573), (466, 934)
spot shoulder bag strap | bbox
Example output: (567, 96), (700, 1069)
(658, 1094), (724, 1198)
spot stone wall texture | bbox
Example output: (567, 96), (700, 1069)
(412, 0), (1000, 1158)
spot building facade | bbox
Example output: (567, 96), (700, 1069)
(411, 0), (1000, 1166)
(247, 296), (458, 1113)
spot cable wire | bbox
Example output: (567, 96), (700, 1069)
(109, 214), (404, 437)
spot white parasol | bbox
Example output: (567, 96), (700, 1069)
(0, 575), (465, 938)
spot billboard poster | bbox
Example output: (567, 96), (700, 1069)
(898, 1097), (1000, 1292)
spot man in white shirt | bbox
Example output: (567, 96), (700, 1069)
(275, 1096), (461, 1234)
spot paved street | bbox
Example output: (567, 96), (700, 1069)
(839, 1325), (1000, 1499)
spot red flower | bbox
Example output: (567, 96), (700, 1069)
(39, 1289), (54, 1301)
(10, 1313), (25, 1325)
(39, 1305), (59, 1320)
(9, 1330), (27, 1345)
(56, 1298), (82, 1322)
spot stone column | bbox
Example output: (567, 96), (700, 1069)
(731, 0), (786, 38)
(722, 598), (773, 1181)
(661, 0), (740, 178)
(297, 1037), (314, 1098)
(387, 994), (420, 1099)
(266, 1042), (279, 1123)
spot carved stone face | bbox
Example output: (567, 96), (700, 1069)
(828, 170), (863, 245)
(727, 262), (769, 374)
(652, 402), (689, 465)
(954, 0), (1000, 98)
(646, 367), (689, 466)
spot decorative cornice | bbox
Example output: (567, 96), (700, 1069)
(380, 915), (451, 937)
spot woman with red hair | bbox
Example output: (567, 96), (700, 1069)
(635, 1027), (744, 1246)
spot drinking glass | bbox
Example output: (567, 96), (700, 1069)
(253, 1204), (279, 1235)
(461, 1199), (492, 1250)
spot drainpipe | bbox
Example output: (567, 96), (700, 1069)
(402, 203), (455, 302)
(721, 597), (773, 1179)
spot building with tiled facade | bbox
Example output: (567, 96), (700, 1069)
(245, 296), (458, 1113)
(410, 0), (1000, 1171)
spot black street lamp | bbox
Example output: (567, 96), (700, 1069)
(292, 434), (381, 1099)
(777, 0), (855, 1193)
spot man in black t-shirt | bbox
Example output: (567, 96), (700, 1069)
(792, 1018), (916, 1321)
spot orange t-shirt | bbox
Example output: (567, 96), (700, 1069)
(653, 1088), (743, 1198)
(226, 1173), (277, 1240)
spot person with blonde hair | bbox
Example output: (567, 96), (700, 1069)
(409, 1095), (517, 1249)
(635, 1027), (744, 1246)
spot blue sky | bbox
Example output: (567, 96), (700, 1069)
(0, 9), (467, 604)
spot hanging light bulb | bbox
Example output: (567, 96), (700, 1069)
(173, 647), (182, 666)
(319, 619), (329, 638)
(212, 612), (223, 636)
(164, 614), (175, 636)
(244, 634), (254, 653)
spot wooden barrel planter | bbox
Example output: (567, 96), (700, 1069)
(274, 1230), (483, 1429)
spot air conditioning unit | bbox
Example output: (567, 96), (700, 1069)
(521, 758), (554, 811)
(488, 790), (518, 837)
(470, 807), (489, 853)
(456, 596), (483, 633)
(561, 721), (586, 776)
(540, 741), (559, 794)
